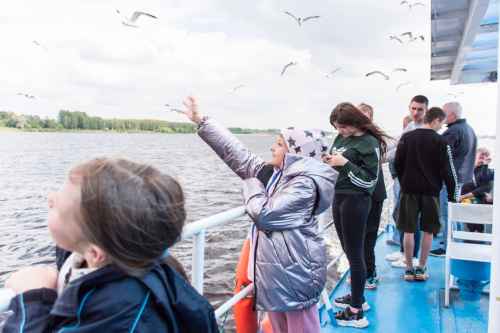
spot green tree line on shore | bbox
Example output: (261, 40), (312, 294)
(0, 110), (278, 134)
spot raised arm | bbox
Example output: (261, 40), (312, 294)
(181, 97), (265, 179)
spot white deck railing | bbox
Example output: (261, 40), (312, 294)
(0, 209), (383, 323)
(181, 205), (247, 295)
(0, 180), (395, 326)
(0, 205), (336, 322)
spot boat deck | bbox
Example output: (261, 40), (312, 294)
(320, 233), (489, 332)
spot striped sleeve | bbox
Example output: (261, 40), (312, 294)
(442, 143), (459, 202)
(341, 147), (380, 191)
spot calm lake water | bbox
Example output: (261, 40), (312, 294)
(0, 132), (346, 329)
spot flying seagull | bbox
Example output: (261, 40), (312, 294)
(396, 81), (413, 92)
(231, 84), (246, 93)
(281, 61), (297, 76)
(325, 67), (342, 78)
(400, 32), (425, 42)
(448, 92), (464, 99)
(365, 71), (390, 80)
(165, 104), (185, 114)
(32, 40), (47, 51)
(283, 11), (320, 26)
(392, 67), (408, 73)
(117, 10), (158, 28)
(389, 35), (404, 44)
(17, 93), (35, 99)
(400, 1), (425, 9)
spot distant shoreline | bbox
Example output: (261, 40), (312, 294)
(0, 126), (494, 139)
(0, 126), (278, 135)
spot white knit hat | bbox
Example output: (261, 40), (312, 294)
(280, 127), (329, 160)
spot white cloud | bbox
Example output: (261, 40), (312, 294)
(0, 0), (497, 135)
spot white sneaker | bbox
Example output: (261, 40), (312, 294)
(391, 258), (419, 269)
(385, 251), (403, 262)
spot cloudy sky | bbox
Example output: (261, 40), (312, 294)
(0, 0), (497, 134)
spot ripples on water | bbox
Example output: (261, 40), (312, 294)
(0, 132), (391, 330)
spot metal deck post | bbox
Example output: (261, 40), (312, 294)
(192, 230), (206, 295)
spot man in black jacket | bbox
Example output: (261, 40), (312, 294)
(395, 107), (457, 281)
(430, 102), (477, 256)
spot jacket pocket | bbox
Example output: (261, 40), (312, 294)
(281, 232), (297, 264)
(268, 232), (296, 268)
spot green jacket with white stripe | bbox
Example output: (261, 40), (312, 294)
(329, 133), (380, 195)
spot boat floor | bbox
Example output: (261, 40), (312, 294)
(320, 232), (489, 333)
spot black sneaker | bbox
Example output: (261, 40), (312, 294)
(429, 248), (446, 257)
(415, 266), (429, 281)
(335, 307), (369, 328)
(334, 294), (370, 311)
(404, 268), (415, 281)
(365, 276), (378, 290)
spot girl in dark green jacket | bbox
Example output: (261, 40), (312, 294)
(323, 102), (390, 329)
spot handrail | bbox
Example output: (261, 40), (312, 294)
(182, 206), (247, 239)
(0, 203), (357, 324)
(213, 217), (340, 321)
(214, 284), (253, 319)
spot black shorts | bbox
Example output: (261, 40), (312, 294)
(397, 193), (440, 234)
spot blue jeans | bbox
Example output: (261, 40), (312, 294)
(393, 179), (421, 257)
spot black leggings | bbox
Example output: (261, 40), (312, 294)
(332, 193), (371, 309)
(365, 199), (384, 278)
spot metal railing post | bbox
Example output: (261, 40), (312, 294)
(192, 230), (206, 294)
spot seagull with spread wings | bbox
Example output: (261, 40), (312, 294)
(400, 1), (426, 9)
(448, 92), (464, 99)
(17, 93), (35, 99)
(396, 81), (413, 92)
(117, 9), (158, 28)
(400, 32), (425, 42)
(32, 40), (47, 51)
(389, 35), (404, 44)
(366, 71), (390, 80)
(325, 67), (341, 78)
(283, 11), (320, 26)
(281, 61), (298, 76)
(165, 104), (185, 114)
(231, 85), (246, 93)
(393, 68), (408, 73)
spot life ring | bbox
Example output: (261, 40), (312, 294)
(234, 238), (258, 333)
(261, 313), (273, 333)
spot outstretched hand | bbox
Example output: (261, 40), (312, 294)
(182, 96), (203, 125)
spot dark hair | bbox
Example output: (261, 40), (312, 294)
(424, 107), (446, 124)
(70, 158), (186, 277)
(411, 95), (429, 107)
(330, 102), (392, 154)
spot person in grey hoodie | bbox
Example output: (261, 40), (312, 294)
(181, 97), (337, 333)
